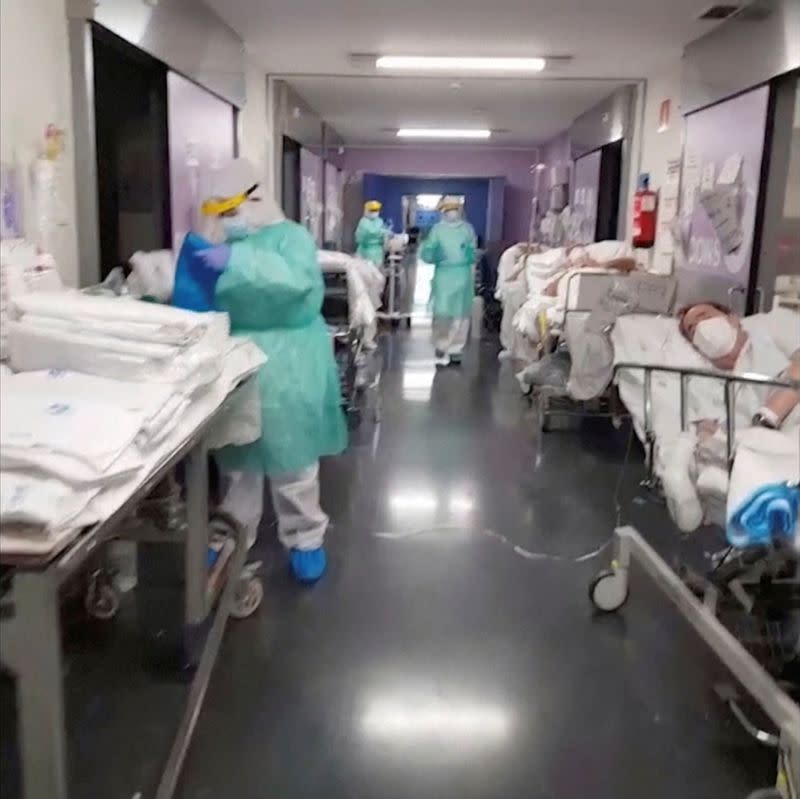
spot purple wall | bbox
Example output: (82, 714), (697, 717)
(572, 149), (603, 244)
(342, 147), (543, 243)
(167, 72), (235, 252)
(537, 131), (572, 211)
(681, 85), (770, 285)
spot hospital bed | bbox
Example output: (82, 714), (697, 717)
(0, 368), (263, 799)
(586, 361), (800, 798)
(525, 270), (677, 432)
(318, 251), (383, 429)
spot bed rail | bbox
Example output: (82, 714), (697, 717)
(613, 362), (800, 485)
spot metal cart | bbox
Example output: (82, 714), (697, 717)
(0, 381), (262, 799)
(589, 365), (800, 798)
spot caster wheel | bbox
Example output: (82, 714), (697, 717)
(85, 582), (120, 620)
(589, 569), (628, 612)
(231, 576), (263, 619)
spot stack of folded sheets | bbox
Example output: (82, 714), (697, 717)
(7, 291), (229, 387)
(1, 291), (266, 556)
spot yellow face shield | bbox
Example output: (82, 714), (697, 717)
(201, 183), (260, 217)
(364, 200), (382, 213)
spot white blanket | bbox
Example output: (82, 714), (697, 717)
(318, 250), (385, 339)
(0, 338), (265, 556)
(613, 311), (799, 532)
(12, 291), (212, 346)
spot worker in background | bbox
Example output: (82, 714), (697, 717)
(420, 199), (476, 366)
(192, 158), (347, 584)
(355, 200), (388, 265)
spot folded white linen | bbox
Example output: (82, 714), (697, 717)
(8, 320), (222, 387)
(0, 389), (142, 474)
(1, 472), (100, 533)
(12, 291), (209, 346)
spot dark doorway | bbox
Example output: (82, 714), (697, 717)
(282, 136), (301, 223)
(92, 24), (171, 278)
(595, 138), (623, 241)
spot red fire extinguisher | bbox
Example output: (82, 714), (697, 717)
(632, 173), (657, 249)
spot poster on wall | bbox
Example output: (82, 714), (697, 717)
(570, 149), (602, 244)
(324, 162), (342, 247)
(677, 85), (770, 287)
(300, 148), (323, 245)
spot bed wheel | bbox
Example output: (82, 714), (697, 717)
(589, 569), (629, 613)
(231, 575), (263, 619)
(85, 576), (120, 621)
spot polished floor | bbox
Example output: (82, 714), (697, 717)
(0, 326), (775, 798)
(176, 328), (772, 798)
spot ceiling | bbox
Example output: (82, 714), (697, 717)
(284, 76), (629, 146)
(206, 0), (728, 146)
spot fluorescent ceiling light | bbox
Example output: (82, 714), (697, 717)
(397, 128), (491, 140)
(376, 56), (546, 72)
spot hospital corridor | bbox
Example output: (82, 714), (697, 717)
(1, 1), (799, 798)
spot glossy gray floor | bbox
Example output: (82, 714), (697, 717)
(175, 328), (772, 799)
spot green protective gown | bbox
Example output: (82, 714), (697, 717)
(420, 219), (476, 319)
(355, 215), (387, 265)
(214, 221), (347, 475)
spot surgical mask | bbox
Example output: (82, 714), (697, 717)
(692, 317), (738, 360)
(443, 209), (460, 222)
(366, 211), (380, 219)
(222, 216), (250, 241)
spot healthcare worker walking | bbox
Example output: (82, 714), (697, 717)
(420, 200), (476, 366)
(193, 158), (347, 583)
(355, 200), (388, 265)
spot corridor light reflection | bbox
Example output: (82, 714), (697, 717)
(361, 701), (511, 740)
(389, 491), (437, 512)
(402, 359), (436, 401)
(448, 494), (474, 513)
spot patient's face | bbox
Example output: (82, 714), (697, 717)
(680, 303), (740, 342)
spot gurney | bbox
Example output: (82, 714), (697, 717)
(1, 301), (266, 799)
(588, 363), (800, 799)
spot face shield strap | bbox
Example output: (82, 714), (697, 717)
(201, 182), (261, 217)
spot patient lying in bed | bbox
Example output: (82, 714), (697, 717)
(654, 303), (799, 532)
(511, 241), (637, 357)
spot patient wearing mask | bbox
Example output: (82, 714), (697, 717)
(679, 302), (800, 430)
(657, 302), (800, 532)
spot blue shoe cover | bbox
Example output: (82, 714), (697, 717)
(290, 548), (327, 584)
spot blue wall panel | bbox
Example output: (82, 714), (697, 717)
(362, 175), (490, 240)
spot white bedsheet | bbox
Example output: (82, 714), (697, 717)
(318, 250), (384, 338)
(612, 311), (799, 531)
(0, 338), (265, 556)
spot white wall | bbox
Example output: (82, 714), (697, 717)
(238, 54), (275, 199)
(634, 60), (685, 272)
(639, 61), (685, 192)
(0, 0), (79, 286)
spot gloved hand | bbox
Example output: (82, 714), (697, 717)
(192, 243), (231, 275)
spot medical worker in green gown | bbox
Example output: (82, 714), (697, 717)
(192, 158), (347, 583)
(420, 199), (477, 366)
(355, 200), (388, 265)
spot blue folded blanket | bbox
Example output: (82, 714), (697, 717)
(727, 482), (799, 549)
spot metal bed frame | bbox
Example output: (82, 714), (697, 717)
(589, 364), (800, 797)
(0, 382), (259, 799)
(376, 249), (412, 327)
